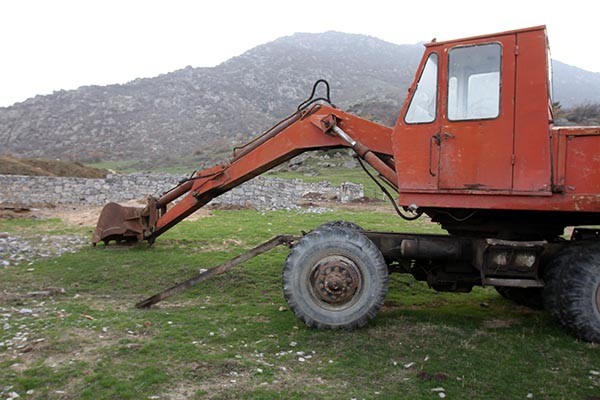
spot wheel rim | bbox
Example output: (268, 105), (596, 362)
(308, 255), (362, 310)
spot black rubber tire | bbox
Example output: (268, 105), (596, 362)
(315, 221), (363, 232)
(555, 245), (600, 342)
(542, 248), (573, 327)
(495, 286), (544, 309)
(282, 226), (388, 329)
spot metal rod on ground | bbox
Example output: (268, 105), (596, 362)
(135, 235), (300, 308)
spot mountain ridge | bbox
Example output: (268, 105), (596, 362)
(1, 31), (599, 162)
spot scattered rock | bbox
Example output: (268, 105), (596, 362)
(0, 234), (87, 267)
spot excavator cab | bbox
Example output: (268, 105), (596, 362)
(394, 26), (552, 197)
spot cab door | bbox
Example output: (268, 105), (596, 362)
(394, 51), (442, 191)
(438, 37), (516, 190)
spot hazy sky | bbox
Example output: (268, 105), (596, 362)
(1, 0), (599, 108)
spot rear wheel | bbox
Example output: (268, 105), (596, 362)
(543, 244), (600, 342)
(557, 245), (600, 342)
(282, 227), (388, 329)
(495, 286), (544, 309)
(543, 249), (571, 326)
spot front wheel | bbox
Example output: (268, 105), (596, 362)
(282, 227), (388, 329)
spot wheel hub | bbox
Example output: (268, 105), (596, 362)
(310, 257), (360, 306)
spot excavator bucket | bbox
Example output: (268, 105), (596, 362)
(91, 202), (147, 246)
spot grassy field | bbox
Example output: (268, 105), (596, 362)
(2, 208), (600, 399)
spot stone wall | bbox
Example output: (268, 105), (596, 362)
(0, 174), (363, 210)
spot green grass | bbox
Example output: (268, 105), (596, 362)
(2, 209), (600, 399)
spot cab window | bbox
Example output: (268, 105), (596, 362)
(447, 43), (501, 121)
(405, 53), (438, 124)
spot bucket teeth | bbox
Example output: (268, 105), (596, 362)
(91, 202), (146, 245)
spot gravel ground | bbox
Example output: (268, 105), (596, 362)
(0, 232), (88, 267)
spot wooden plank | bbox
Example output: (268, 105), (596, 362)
(135, 235), (300, 308)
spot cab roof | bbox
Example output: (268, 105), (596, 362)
(424, 25), (546, 48)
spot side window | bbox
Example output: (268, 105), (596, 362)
(405, 53), (438, 124)
(447, 43), (501, 121)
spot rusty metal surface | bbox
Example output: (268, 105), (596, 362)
(91, 202), (146, 245)
(391, 26), (600, 215)
(148, 105), (394, 240)
(135, 235), (300, 308)
(309, 257), (361, 306)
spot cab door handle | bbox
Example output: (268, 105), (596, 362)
(429, 132), (441, 177)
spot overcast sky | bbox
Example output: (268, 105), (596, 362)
(1, 0), (598, 108)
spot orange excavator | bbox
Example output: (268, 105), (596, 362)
(93, 26), (600, 342)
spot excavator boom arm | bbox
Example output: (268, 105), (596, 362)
(92, 104), (395, 245)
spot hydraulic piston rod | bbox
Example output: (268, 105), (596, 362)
(331, 125), (398, 189)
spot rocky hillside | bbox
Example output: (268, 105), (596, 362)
(0, 156), (108, 178)
(0, 31), (599, 163)
(552, 61), (600, 107)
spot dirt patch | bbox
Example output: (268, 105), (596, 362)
(40, 204), (119, 227)
(2, 201), (213, 227)
(350, 196), (385, 204)
(164, 369), (341, 400)
(0, 156), (108, 178)
(0, 204), (35, 219)
(417, 371), (449, 381)
(482, 318), (520, 329)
